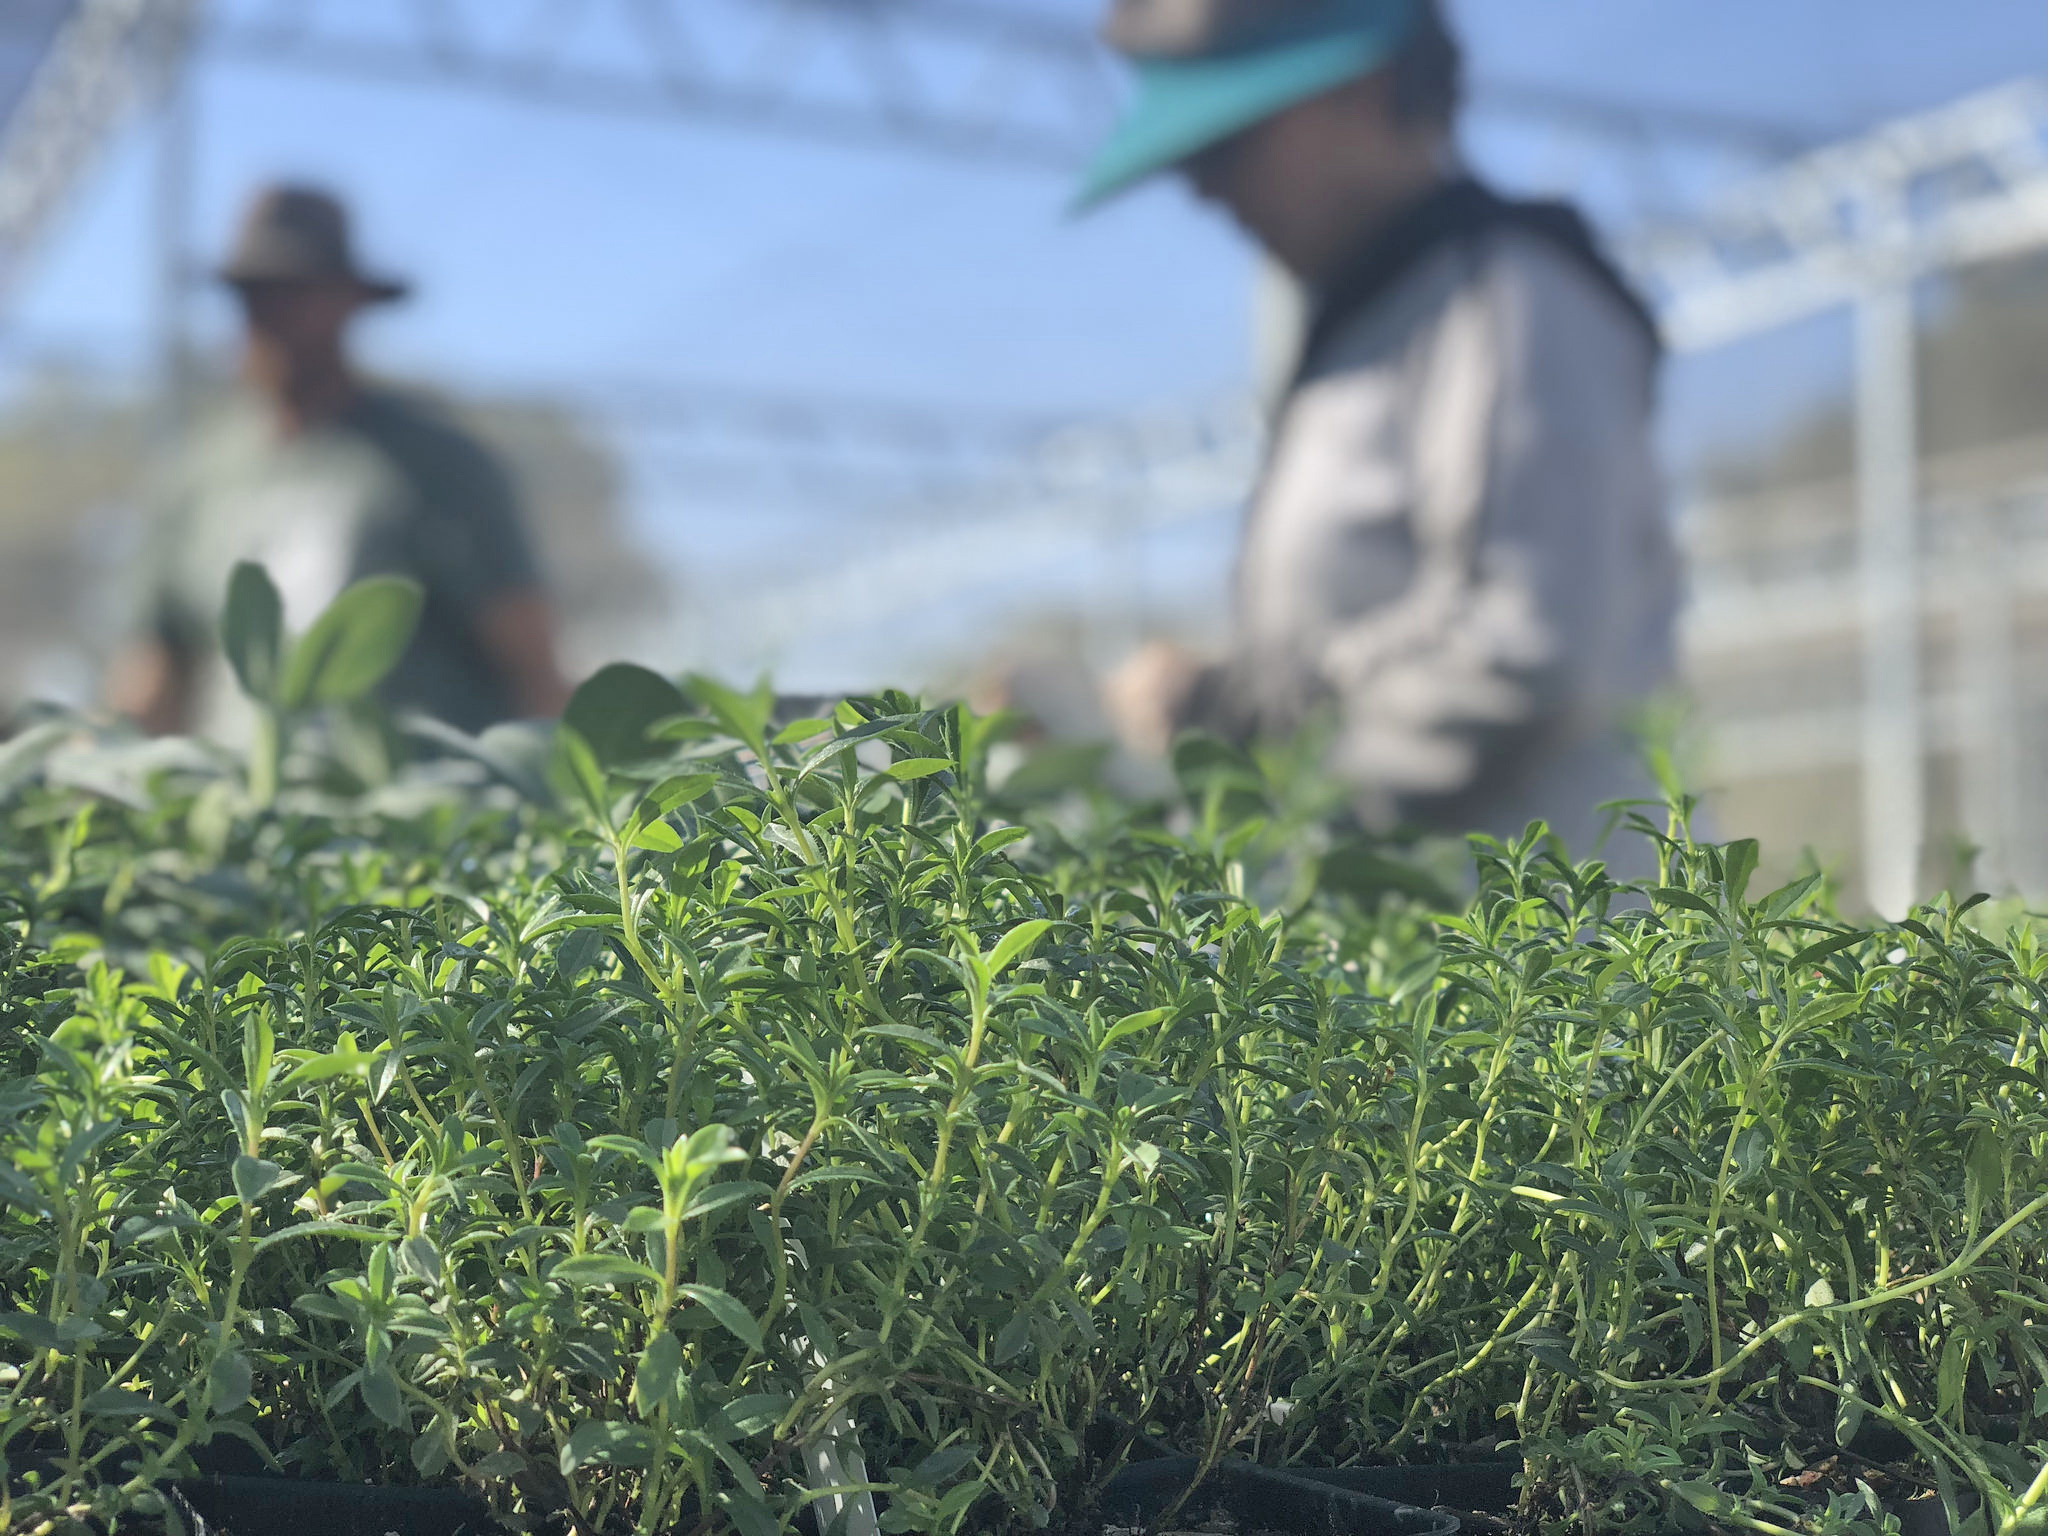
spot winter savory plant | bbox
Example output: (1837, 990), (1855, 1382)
(0, 565), (2046, 1536)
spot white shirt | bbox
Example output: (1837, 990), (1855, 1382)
(1228, 220), (1680, 855)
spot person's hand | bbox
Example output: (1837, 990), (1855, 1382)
(106, 639), (193, 736)
(1103, 640), (1204, 758)
(476, 588), (572, 719)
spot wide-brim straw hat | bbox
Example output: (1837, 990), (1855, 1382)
(1078, 0), (1425, 208)
(216, 184), (410, 302)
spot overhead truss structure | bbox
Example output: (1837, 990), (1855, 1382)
(205, 0), (1117, 168)
(0, 0), (197, 305)
(0, 0), (1826, 317)
(199, 0), (1825, 169)
(1630, 78), (2048, 351)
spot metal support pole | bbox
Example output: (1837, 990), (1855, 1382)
(1853, 266), (1922, 918)
(1956, 499), (2019, 892)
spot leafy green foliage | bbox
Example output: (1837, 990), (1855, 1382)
(0, 581), (2046, 1536)
(219, 562), (283, 705)
(560, 663), (691, 771)
(274, 574), (424, 710)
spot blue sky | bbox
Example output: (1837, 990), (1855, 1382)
(4, 0), (2044, 683)
(14, 1), (2042, 407)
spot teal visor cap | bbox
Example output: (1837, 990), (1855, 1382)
(1077, 0), (1422, 209)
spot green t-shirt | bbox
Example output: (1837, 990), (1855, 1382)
(139, 387), (541, 735)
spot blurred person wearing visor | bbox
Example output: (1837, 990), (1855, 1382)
(1094, 0), (1679, 861)
(110, 184), (570, 739)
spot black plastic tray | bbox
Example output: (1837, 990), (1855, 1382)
(161, 1453), (1519, 1536)
(1279, 1460), (1520, 1517)
(170, 1475), (499, 1536)
(1099, 1455), (1465, 1535)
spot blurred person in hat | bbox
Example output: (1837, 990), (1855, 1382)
(1093, 0), (1680, 861)
(108, 183), (570, 738)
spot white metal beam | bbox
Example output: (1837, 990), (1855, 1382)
(1638, 78), (2048, 352)
(202, 0), (1114, 168)
(0, 0), (199, 306)
(1853, 269), (1924, 918)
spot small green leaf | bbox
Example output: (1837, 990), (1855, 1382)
(359, 1362), (408, 1428)
(0, 1313), (64, 1350)
(412, 1420), (451, 1477)
(564, 663), (691, 769)
(718, 1487), (782, 1536)
(281, 1044), (385, 1090)
(396, 1234), (442, 1283)
(677, 1283), (763, 1350)
(685, 673), (776, 756)
(1791, 931), (1867, 969)
(887, 757), (954, 782)
(552, 1254), (663, 1288)
(993, 1312), (1031, 1363)
(1937, 1338), (1967, 1419)
(721, 1393), (788, 1436)
(630, 819), (685, 853)
(1723, 838), (1760, 904)
(1729, 1123), (1772, 1183)
(277, 575), (425, 709)
(1966, 1127), (2003, 1217)
(1390, 950), (1444, 1005)
(1835, 1391), (1866, 1449)
(647, 773), (718, 813)
(681, 1123), (745, 1179)
(972, 825), (1032, 862)
(551, 726), (614, 823)
(1761, 871), (1825, 918)
(232, 1155), (291, 1205)
(0, 1166), (53, 1217)
(556, 927), (604, 978)
(1805, 1278), (1836, 1309)
(221, 562), (283, 703)
(209, 1350), (253, 1413)
(1673, 1481), (1731, 1516)
(561, 1419), (655, 1473)
(1102, 1007), (1171, 1049)
(1651, 886), (1721, 917)
(904, 1443), (979, 1489)
(633, 1331), (682, 1417)
(588, 1134), (658, 1169)
(984, 918), (1054, 981)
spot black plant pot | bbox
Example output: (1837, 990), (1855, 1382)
(1098, 1455), (1466, 1535)
(1274, 1460), (1521, 1519)
(169, 1475), (500, 1536)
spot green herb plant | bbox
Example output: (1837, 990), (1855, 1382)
(0, 572), (2044, 1536)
